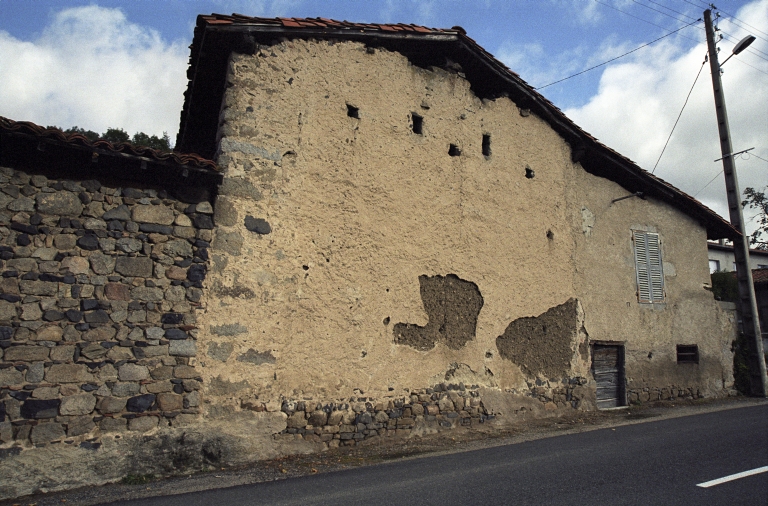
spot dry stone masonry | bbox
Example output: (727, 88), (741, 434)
(0, 166), (210, 446)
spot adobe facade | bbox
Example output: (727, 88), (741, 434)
(0, 16), (741, 499)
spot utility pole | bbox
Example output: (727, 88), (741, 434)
(704, 8), (767, 397)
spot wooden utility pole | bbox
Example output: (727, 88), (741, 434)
(704, 8), (767, 396)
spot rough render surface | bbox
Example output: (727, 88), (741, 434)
(195, 38), (735, 410)
(565, 162), (736, 397)
(393, 274), (484, 351)
(496, 298), (589, 379)
(199, 38), (579, 405)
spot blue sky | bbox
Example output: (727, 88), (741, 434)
(0, 0), (766, 227)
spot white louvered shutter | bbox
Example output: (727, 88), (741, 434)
(633, 231), (664, 303)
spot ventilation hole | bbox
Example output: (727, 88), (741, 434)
(346, 104), (359, 118)
(383, 316), (390, 325)
(302, 265), (309, 270)
(676, 344), (699, 364)
(546, 230), (554, 240)
(482, 134), (491, 157)
(412, 113), (423, 135)
(449, 144), (461, 157)
(525, 166), (535, 179)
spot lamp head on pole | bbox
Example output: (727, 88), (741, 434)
(719, 34), (756, 67)
(732, 35), (756, 55)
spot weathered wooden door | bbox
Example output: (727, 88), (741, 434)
(592, 344), (625, 409)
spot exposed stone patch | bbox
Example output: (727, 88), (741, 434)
(244, 216), (271, 234)
(207, 342), (234, 362)
(210, 323), (248, 336)
(236, 348), (276, 365)
(208, 376), (251, 395)
(496, 298), (579, 378)
(213, 197), (238, 226)
(393, 274), (484, 351)
(218, 177), (262, 200)
(212, 230), (243, 256)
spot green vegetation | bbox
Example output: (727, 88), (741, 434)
(121, 473), (155, 485)
(742, 186), (767, 250)
(732, 332), (751, 395)
(49, 125), (171, 151)
(710, 270), (738, 302)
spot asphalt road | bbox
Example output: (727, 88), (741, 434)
(104, 404), (768, 506)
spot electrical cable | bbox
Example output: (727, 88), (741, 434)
(631, 0), (693, 24)
(652, 57), (706, 174)
(595, 0), (697, 34)
(645, 0), (698, 21)
(535, 17), (702, 90)
(678, 0), (710, 10)
(748, 152), (768, 164)
(719, 8), (768, 38)
(693, 169), (724, 197)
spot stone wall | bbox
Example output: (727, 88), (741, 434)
(0, 165), (210, 446)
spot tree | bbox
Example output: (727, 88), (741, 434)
(742, 186), (768, 250)
(51, 125), (172, 152)
(61, 126), (99, 141)
(101, 127), (130, 144)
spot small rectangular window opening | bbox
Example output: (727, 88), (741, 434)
(676, 345), (699, 364)
(411, 113), (423, 135)
(346, 104), (359, 119)
(482, 134), (491, 157)
(449, 144), (461, 157)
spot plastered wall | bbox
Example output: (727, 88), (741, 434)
(566, 163), (736, 398)
(200, 39), (590, 410)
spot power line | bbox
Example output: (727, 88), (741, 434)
(747, 152), (768, 164)
(631, 0), (694, 24)
(693, 169), (723, 197)
(535, 17), (702, 90)
(595, 0), (703, 45)
(719, 8), (768, 38)
(678, 0), (709, 10)
(645, 0), (698, 21)
(652, 57), (706, 174)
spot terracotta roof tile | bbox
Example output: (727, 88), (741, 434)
(753, 268), (768, 284)
(0, 116), (219, 172)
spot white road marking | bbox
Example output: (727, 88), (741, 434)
(697, 466), (768, 488)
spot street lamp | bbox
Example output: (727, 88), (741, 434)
(704, 9), (767, 397)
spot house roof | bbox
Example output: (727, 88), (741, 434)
(707, 242), (768, 258)
(754, 269), (768, 284)
(1, 117), (219, 173)
(178, 14), (739, 240)
(0, 116), (222, 200)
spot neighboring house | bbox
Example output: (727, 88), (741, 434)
(755, 269), (768, 345)
(0, 15), (745, 499)
(707, 241), (768, 273)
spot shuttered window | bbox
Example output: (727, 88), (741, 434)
(632, 230), (664, 303)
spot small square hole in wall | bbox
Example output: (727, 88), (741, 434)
(346, 104), (359, 119)
(676, 344), (699, 364)
(449, 144), (461, 157)
(482, 134), (491, 157)
(411, 113), (423, 135)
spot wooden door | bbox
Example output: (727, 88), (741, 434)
(592, 344), (625, 409)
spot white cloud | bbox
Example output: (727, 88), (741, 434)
(564, 0), (768, 229)
(0, 5), (188, 141)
